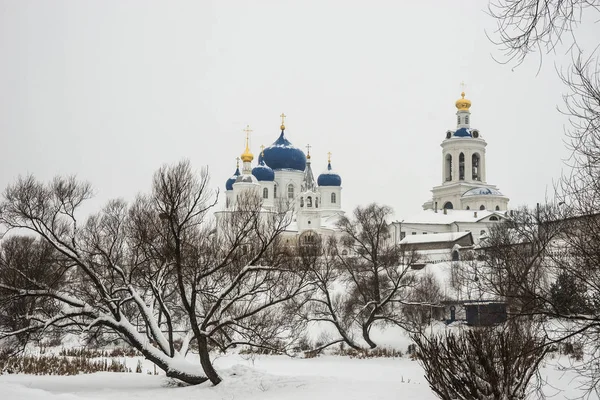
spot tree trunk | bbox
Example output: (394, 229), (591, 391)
(116, 325), (208, 385)
(362, 322), (377, 349)
(197, 335), (222, 385)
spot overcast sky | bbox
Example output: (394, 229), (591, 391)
(1, 1), (598, 219)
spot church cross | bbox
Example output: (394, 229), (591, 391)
(280, 113), (286, 126)
(327, 151), (332, 163)
(306, 144), (311, 154)
(243, 124), (253, 139)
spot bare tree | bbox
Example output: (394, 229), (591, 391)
(303, 203), (423, 351)
(0, 160), (313, 385)
(0, 236), (63, 353)
(472, 203), (600, 392)
(149, 165), (312, 384)
(488, 0), (600, 66)
(413, 321), (548, 400)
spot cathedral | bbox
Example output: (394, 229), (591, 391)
(217, 115), (345, 241)
(218, 91), (509, 253)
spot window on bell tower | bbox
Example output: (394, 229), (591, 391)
(465, 115), (469, 125)
(263, 188), (268, 199)
(457, 115), (460, 126)
(287, 184), (294, 199)
(445, 154), (452, 181)
(459, 153), (465, 180)
(472, 153), (480, 181)
(331, 192), (337, 204)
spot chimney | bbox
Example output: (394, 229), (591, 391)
(474, 211), (478, 218)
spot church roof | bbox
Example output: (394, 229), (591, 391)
(399, 231), (472, 245)
(302, 157), (317, 192)
(262, 130), (307, 171)
(252, 154), (275, 182)
(317, 162), (342, 187)
(400, 209), (506, 225)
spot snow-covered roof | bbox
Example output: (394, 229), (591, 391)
(400, 231), (471, 245)
(400, 209), (506, 225)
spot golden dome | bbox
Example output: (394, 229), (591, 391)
(455, 92), (471, 111)
(241, 125), (254, 163)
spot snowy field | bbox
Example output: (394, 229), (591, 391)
(0, 352), (596, 400)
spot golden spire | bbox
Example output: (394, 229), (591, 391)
(327, 151), (332, 164)
(241, 125), (254, 163)
(280, 113), (286, 130)
(306, 144), (311, 159)
(455, 82), (472, 111)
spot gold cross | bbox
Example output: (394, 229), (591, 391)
(306, 144), (311, 154)
(460, 81), (466, 93)
(280, 113), (286, 130)
(327, 151), (332, 163)
(235, 157), (240, 167)
(260, 144), (265, 156)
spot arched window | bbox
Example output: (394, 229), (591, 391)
(300, 197), (304, 207)
(452, 250), (459, 261)
(459, 153), (465, 180)
(480, 230), (486, 236)
(287, 184), (294, 199)
(331, 192), (337, 204)
(489, 216), (499, 221)
(465, 115), (469, 125)
(445, 154), (452, 181)
(444, 202), (453, 210)
(307, 196), (312, 207)
(315, 198), (319, 208)
(273, 184), (277, 198)
(480, 205), (485, 210)
(466, 206), (470, 210)
(472, 153), (480, 181)
(495, 205), (500, 211)
(262, 188), (268, 199)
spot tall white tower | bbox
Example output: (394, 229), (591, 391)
(297, 146), (322, 232)
(423, 90), (509, 212)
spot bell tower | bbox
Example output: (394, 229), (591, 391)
(423, 89), (509, 212)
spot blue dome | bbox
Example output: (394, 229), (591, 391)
(225, 167), (240, 191)
(317, 162), (342, 187)
(262, 131), (307, 171)
(462, 187), (503, 197)
(453, 127), (472, 137)
(252, 154), (275, 181)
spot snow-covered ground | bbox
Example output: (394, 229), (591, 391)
(1, 351), (596, 400)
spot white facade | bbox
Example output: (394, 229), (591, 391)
(394, 92), (510, 247)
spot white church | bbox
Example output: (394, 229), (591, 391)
(218, 92), (510, 253)
(216, 115), (346, 242)
(390, 91), (510, 257)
